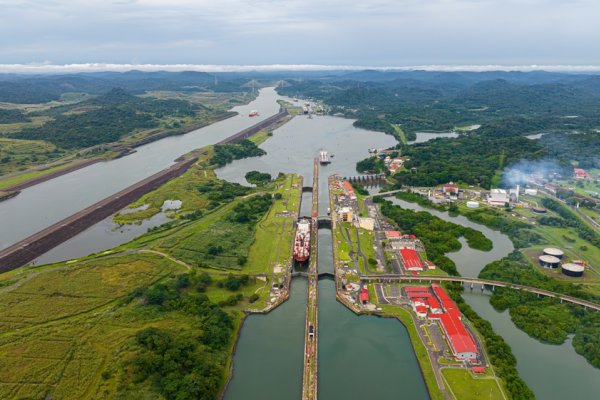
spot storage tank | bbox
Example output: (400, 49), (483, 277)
(466, 201), (479, 209)
(561, 263), (585, 277)
(543, 247), (564, 259)
(539, 255), (560, 268)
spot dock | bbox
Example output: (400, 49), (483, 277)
(302, 158), (319, 400)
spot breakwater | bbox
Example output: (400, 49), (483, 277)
(216, 108), (289, 145)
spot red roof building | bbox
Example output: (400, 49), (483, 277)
(574, 168), (589, 180)
(429, 284), (479, 360)
(360, 288), (369, 304)
(385, 231), (402, 239)
(443, 182), (459, 194)
(399, 248), (423, 271)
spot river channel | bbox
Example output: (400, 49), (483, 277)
(389, 197), (600, 399)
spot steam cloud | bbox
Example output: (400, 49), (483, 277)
(502, 159), (565, 187)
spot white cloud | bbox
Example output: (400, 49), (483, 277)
(2, 63), (600, 74)
(0, 0), (599, 65)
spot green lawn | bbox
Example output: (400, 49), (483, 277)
(442, 368), (505, 400)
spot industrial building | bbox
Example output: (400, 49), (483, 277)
(399, 247), (424, 271)
(405, 284), (480, 361)
(339, 207), (353, 222)
(561, 263), (585, 277)
(488, 189), (509, 206)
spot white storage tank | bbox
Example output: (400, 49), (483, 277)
(539, 255), (560, 268)
(466, 201), (479, 209)
(561, 263), (585, 277)
(543, 247), (564, 259)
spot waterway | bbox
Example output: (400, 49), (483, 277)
(223, 278), (307, 400)
(223, 110), (430, 399)
(388, 196), (600, 399)
(317, 234), (429, 399)
(0, 88), (281, 251)
(408, 131), (459, 144)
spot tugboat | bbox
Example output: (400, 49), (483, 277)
(249, 110), (259, 117)
(293, 218), (311, 263)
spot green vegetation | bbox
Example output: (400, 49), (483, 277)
(0, 137), (66, 177)
(356, 155), (386, 173)
(391, 135), (543, 189)
(479, 251), (600, 368)
(376, 197), (492, 275)
(442, 369), (505, 400)
(541, 198), (600, 248)
(210, 140), (266, 166)
(245, 170), (272, 185)
(0, 109), (28, 124)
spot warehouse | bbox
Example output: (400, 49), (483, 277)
(399, 247), (424, 271)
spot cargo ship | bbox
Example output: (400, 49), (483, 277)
(293, 218), (311, 262)
(249, 110), (259, 117)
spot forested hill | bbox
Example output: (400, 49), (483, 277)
(0, 71), (251, 104)
(277, 73), (600, 138)
(10, 87), (198, 149)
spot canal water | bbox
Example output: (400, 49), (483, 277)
(0, 88), (281, 251)
(317, 227), (429, 399)
(223, 278), (307, 400)
(388, 197), (600, 399)
(222, 109), (431, 399)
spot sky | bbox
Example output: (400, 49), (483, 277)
(1, 0), (599, 71)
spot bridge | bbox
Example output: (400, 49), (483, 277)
(343, 173), (386, 184)
(361, 274), (600, 311)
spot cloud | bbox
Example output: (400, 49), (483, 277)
(1, 0), (600, 65)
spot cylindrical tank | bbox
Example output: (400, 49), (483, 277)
(543, 247), (564, 259)
(539, 255), (560, 268)
(561, 263), (585, 277)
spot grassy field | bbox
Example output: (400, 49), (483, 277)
(0, 252), (186, 399)
(244, 174), (300, 276)
(113, 148), (217, 224)
(391, 124), (408, 144)
(0, 137), (66, 178)
(442, 368), (505, 400)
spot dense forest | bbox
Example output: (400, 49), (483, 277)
(210, 140), (266, 166)
(391, 135), (545, 189)
(9, 88), (201, 148)
(278, 72), (600, 139)
(0, 108), (28, 124)
(0, 71), (257, 104)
